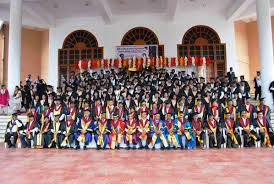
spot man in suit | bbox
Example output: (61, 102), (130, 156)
(227, 67), (235, 82)
(254, 71), (261, 100)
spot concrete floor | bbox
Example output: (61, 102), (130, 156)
(0, 144), (273, 184)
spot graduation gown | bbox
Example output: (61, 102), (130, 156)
(190, 119), (205, 145)
(236, 117), (259, 147)
(175, 118), (195, 148)
(204, 119), (222, 148)
(108, 119), (125, 149)
(94, 119), (111, 147)
(61, 119), (77, 147)
(253, 118), (274, 147)
(20, 120), (39, 147)
(150, 119), (168, 147)
(165, 119), (179, 147)
(125, 119), (138, 145)
(221, 119), (241, 146)
(5, 119), (23, 146)
(34, 120), (51, 148)
(75, 117), (94, 144)
(48, 120), (66, 148)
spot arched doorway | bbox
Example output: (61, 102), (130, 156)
(121, 27), (165, 57)
(58, 30), (103, 84)
(177, 25), (226, 80)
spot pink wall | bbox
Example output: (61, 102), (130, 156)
(234, 16), (274, 91)
(0, 25), (49, 86)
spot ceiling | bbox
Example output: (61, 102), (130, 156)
(0, 0), (273, 29)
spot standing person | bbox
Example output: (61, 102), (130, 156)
(0, 85), (10, 115)
(227, 67), (235, 82)
(269, 80), (274, 105)
(4, 113), (23, 148)
(11, 86), (22, 113)
(254, 71), (261, 100)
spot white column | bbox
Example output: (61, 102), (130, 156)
(256, 0), (274, 107)
(7, 0), (22, 93)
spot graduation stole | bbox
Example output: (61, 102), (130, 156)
(97, 119), (108, 146)
(257, 105), (268, 117)
(194, 105), (204, 119)
(68, 107), (77, 120)
(107, 106), (115, 119)
(239, 118), (257, 141)
(257, 118), (271, 147)
(53, 105), (62, 116)
(110, 120), (123, 148)
(8, 121), (20, 143)
(208, 120), (217, 146)
(165, 120), (178, 146)
(225, 106), (236, 121)
(151, 120), (168, 147)
(26, 121), (36, 139)
(244, 104), (253, 119)
(118, 108), (124, 119)
(212, 106), (219, 119)
(177, 119), (191, 140)
(192, 120), (204, 143)
(177, 105), (186, 117)
(164, 107), (172, 114)
(151, 108), (158, 119)
(138, 119), (150, 140)
(95, 105), (102, 118)
(126, 120), (136, 144)
(125, 100), (130, 110)
(224, 119), (238, 145)
(48, 120), (61, 148)
(61, 119), (74, 147)
(41, 121), (50, 132)
(77, 117), (93, 143)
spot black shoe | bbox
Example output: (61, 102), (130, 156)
(138, 145), (144, 150)
(160, 146), (165, 150)
(173, 147), (177, 150)
(132, 146), (136, 150)
(8, 144), (12, 148)
(145, 145), (149, 149)
(152, 146), (155, 150)
(180, 147), (184, 150)
(74, 146), (80, 150)
(96, 146), (101, 150)
(117, 144), (120, 150)
(83, 146), (87, 150)
(126, 146), (130, 150)
(102, 145), (106, 150)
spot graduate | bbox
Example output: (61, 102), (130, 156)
(256, 98), (271, 125)
(175, 98), (188, 119)
(125, 112), (138, 149)
(20, 114), (38, 148)
(50, 97), (67, 122)
(61, 114), (77, 149)
(41, 103), (51, 122)
(221, 111), (241, 148)
(48, 114), (65, 149)
(223, 99), (237, 121)
(94, 110), (111, 150)
(190, 112), (206, 149)
(240, 97), (256, 121)
(109, 112), (125, 149)
(208, 99), (222, 122)
(161, 100), (174, 120)
(5, 113), (23, 148)
(236, 110), (260, 147)
(67, 101), (78, 121)
(93, 99), (104, 121)
(137, 111), (150, 149)
(204, 113), (223, 148)
(175, 111), (195, 149)
(165, 112), (179, 149)
(150, 112), (168, 150)
(75, 109), (94, 150)
(150, 102), (159, 120)
(34, 116), (51, 148)
(116, 101), (127, 121)
(106, 99), (116, 120)
(254, 111), (274, 147)
(192, 99), (206, 121)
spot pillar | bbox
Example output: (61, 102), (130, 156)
(256, 0), (274, 107)
(7, 0), (22, 93)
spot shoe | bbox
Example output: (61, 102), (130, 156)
(132, 146), (136, 150)
(96, 146), (101, 150)
(74, 146), (80, 150)
(145, 145), (149, 149)
(126, 146), (130, 150)
(83, 146), (87, 150)
(160, 146), (165, 150)
(117, 145), (120, 150)
(173, 147), (177, 150)
(152, 147), (155, 150)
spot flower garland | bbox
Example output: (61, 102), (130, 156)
(74, 56), (210, 72)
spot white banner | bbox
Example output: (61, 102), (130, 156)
(115, 45), (158, 59)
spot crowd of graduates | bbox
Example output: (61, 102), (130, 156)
(4, 68), (274, 150)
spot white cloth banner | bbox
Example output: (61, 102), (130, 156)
(115, 45), (158, 59)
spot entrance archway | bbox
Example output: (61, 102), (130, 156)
(177, 25), (226, 80)
(58, 30), (103, 85)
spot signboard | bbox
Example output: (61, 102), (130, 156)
(115, 45), (158, 59)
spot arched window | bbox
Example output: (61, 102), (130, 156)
(58, 30), (103, 84)
(121, 27), (164, 57)
(177, 25), (226, 79)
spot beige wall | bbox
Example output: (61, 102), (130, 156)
(234, 16), (274, 91)
(0, 25), (49, 86)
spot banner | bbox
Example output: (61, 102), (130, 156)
(115, 45), (158, 59)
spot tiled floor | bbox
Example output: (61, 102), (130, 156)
(0, 143), (273, 184)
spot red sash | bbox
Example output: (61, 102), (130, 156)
(42, 122), (50, 132)
(27, 121), (36, 131)
(108, 106), (116, 115)
(139, 119), (149, 128)
(239, 118), (250, 128)
(257, 118), (266, 127)
(208, 120), (216, 129)
(194, 105), (204, 114)
(95, 106), (102, 117)
(43, 109), (51, 117)
(225, 119), (234, 130)
(118, 108), (124, 118)
(165, 120), (174, 130)
(177, 106), (186, 113)
(164, 107), (172, 114)
(151, 108), (159, 115)
(66, 120), (74, 127)
(192, 120), (202, 130)
(245, 104), (253, 113)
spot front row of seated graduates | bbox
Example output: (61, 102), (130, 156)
(4, 101), (274, 149)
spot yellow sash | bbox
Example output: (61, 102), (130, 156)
(48, 122), (61, 148)
(126, 121), (136, 145)
(61, 121), (73, 147)
(77, 119), (92, 143)
(167, 121), (178, 147)
(192, 121), (204, 143)
(225, 120), (238, 145)
(239, 119), (257, 141)
(257, 119), (271, 147)
(110, 121), (123, 149)
(138, 120), (149, 140)
(151, 121), (168, 147)
(97, 120), (107, 146)
(208, 121), (217, 146)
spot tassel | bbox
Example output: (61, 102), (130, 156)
(139, 102), (141, 109)
(68, 102), (71, 109)
(117, 102), (119, 108)
(225, 101), (227, 107)
(107, 101), (109, 107)
(150, 104), (152, 110)
(244, 98), (246, 104)
(238, 112), (240, 119)
(210, 102), (211, 108)
(177, 102), (179, 109)
(257, 100), (260, 106)
(82, 102), (84, 108)
(10, 114), (12, 121)
(207, 115), (208, 121)
(195, 99), (197, 106)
